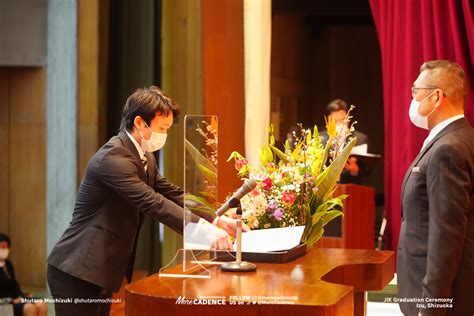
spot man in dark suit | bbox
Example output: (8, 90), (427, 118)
(397, 60), (474, 316)
(47, 87), (237, 316)
(319, 99), (370, 184)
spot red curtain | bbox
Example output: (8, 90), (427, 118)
(369, 0), (474, 250)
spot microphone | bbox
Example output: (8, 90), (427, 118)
(215, 178), (257, 216)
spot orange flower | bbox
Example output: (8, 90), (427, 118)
(325, 116), (337, 138)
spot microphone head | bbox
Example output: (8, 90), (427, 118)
(243, 178), (257, 193)
(214, 178), (258, 216)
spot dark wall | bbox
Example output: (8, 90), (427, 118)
(107, 0), (161, 138)
(271, 2), (385, 241)
(271, 4), (384, 193)
(306, 24), (384, 191)
(106, 0), (162, 273)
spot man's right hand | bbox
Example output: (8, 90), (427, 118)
(210, 228), (234, 250)
(195, 217), (234, 250)
(213, 215), (250, 238)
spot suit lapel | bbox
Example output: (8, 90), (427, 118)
(401, 118), (470, 203)
(118, 131), (147, 182)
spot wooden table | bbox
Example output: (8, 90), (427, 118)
(125, 248), (395, 316)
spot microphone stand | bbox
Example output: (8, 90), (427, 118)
(221, 203), (257, 272)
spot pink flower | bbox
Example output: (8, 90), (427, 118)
(281, 191), (296, 204)
(262, 178), (273, 190)
(235, 159), (248, 171)
(250, 189), (260, 197)
(273, 208), (283, 220)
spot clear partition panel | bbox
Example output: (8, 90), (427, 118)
(159, 115), (305, 278)
(159, 115), (219, 278)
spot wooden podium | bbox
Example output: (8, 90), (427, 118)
(317, 184), (375, 249)
(125, 248), (394, 316)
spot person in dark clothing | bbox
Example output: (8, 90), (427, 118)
(47, 86), (238, 316)
(0, 233), (47, 316)
(319, 99), (370, 184)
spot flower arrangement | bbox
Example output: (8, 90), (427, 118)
(227, 109), (357, 246)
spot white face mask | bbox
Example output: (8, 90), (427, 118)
(0, 248), (9, 261)
(409, 91), (437, 130)
(138, 122), (167, 152)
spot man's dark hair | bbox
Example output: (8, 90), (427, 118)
(326, 99), (348, 114)
(120, 86), (180, 132)
(420, 60), (467, 106)
(0, 233), (11, 247)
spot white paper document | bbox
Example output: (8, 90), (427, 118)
(238, 226), (305, 252)
(184, 223), (305, 253)
(350, 144), (381, 158)
(184, 220), (222, 250)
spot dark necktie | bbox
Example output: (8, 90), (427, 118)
(141, 156), (148, 183)
(141, 155), (148, 172)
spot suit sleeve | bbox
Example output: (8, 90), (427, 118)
(423, 143), (471, 302)
(98, 147), (201, 234)
(153, 172), (185, 207)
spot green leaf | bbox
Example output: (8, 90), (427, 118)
(314, 202), (331, 215)
(269, 144), (289, 163)
(320, 141), (331, 172)
(284, 140), (291, 154)
(185, 139), (217, 174)
(322, 210), (343, 226)
(227, 151), (245, 162)
(307, 227), (325, 246)
(316, 167), (330, 187)
(302, 218), (324, 246)
(184, 193), (216, 215)
(323, 197), (344, 209)
(260, 146), (273, 166)
(315, 137), (357, 203)
(197, 164), (217, 186)
(238, 164), (251, 177)
(311, 212), (324, 225)
(336, 194), (349, 200)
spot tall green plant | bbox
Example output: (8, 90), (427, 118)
(301, 137), (357, 245)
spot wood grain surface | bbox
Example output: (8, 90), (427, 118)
(125, 248), (394, 316)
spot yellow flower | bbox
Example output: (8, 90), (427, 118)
(325, 116), (337, 138)
(292, 143), (302, 162)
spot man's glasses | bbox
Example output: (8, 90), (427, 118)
(411, 86), (438, 96)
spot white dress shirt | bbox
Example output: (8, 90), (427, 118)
(126, 130), (148, 172)
(421, 114), (465, 151)
(126, 131), (145, 160)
